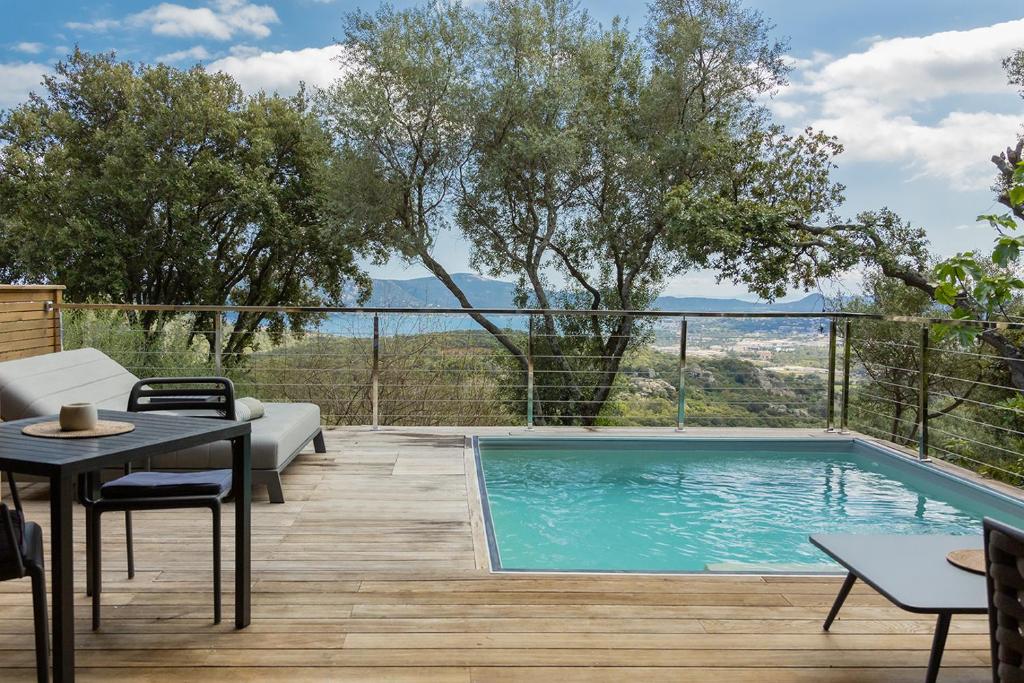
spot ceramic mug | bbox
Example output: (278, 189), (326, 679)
(59, 402), (98, 431)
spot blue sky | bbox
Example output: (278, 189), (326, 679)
(3, 0), (1023, 300)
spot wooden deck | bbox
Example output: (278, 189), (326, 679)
(0, 428), (992, 681)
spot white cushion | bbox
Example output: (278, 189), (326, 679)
(147, 402), (321, 470)
(0, 348), (139, 420)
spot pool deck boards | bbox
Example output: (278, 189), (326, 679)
(0, 427), (994, 681)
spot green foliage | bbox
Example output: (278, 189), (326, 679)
(843, 270), (1024, 484)
(666, 127), (851, 300)
(1007, 48), (1024, 96)
(62, 309), (218, 379)
(930, 161), (1024, 343)
(0, 49), (370, 358)
(323, 0), (845, 423)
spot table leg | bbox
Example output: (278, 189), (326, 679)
(232, 433), (252, 628)
(925, 612), (952, 683)
(50, 474), (75, 682)
(823, 572), (857, 631)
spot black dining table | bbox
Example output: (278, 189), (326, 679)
(0, 409), (252, 682)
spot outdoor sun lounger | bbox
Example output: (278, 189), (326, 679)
(0, 347), (326, 502)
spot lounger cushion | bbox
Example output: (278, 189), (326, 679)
(102, 469), (233, 499)
(147, 402), (321, 470)
(0, 348), (139, 421)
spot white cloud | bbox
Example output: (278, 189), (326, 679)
(775, 18), (1024, 190)
(65, 19), (121, 32)
(782, 51), (831, 71)
(806, 20), (1021, 105)
(66, 1), (278, 41)
(766, 99), (806, 119)
(208, 44), (344, 94)
(135, 1), (277, 40)
(156, 45), (212, 63)
(136, 5), (231, 39)
(13, 42), (45, 55)
(0, 62), (47, 109)
(228, 44), (262, 58)
(814, 108), (1020, 187)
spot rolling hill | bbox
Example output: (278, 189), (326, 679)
(360, 273), (826, 313)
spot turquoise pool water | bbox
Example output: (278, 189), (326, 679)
(475, 438), (1024, 573)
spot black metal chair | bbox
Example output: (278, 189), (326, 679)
(82, 377), (237, 630)
(1, 473), (49, 682)
(984, 517), (1024, 683)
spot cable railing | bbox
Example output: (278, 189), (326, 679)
(22, 300), (1023, 485)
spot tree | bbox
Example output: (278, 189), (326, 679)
(324, 0), (845, 424)
(841, 271), (995, 445)
(0, 49), (370, 359)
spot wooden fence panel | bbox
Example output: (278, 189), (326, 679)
(0, 285), (64, 360)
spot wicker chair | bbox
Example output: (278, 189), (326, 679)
(984, 517), (1024, 683)
(0, 474), (49, 682)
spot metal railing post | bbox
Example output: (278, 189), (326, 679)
(526, 315), (534, 430)
(840, 320), (851, 434)
(676, 318), (687, 431)
(918, 324), (929, 461)
(826, 319), (837, 432)
(371, 314), (380, 431)
(213, 313), (223, 376)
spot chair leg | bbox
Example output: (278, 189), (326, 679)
(314, 429), (326, 453)
(91, 510), (102, 631)
(29, 564), (49, 683)
(125, 511), (135, 579)
(212, 503), (222, 625)
(84, 507), (93, 598)
(122, 462), (135, 580)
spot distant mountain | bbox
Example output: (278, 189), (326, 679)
(362, 273), (827, 313)
(652, 293), (825, 313)
(364, 274), (516, 309)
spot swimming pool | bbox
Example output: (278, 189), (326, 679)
(474, 437), (1024, 573)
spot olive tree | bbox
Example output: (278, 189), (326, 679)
(324, 0), (845, 424)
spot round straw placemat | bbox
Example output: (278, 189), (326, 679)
(947, 549), (985, 575)
(22, 420), (136, 439)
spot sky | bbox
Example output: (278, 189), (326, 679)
(2, 0), (1023, 301)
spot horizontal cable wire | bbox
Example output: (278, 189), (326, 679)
(927, 426), (1024, 458)
(927, 444), (1024, 481)
(849, 404), (918, 427)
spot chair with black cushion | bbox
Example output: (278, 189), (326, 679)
(984, 517), (1024, 683)
(81, 377), (237, 630)
(1, 473), (49, 682)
